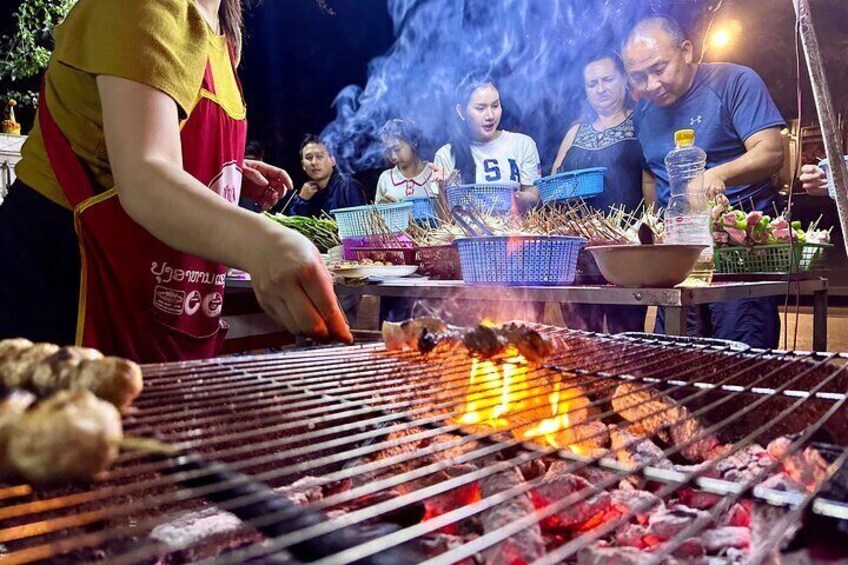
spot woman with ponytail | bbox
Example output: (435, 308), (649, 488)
(0, 0), (352, 362)
(433, 72), (542, 211)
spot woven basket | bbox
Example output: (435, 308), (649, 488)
(403, 196), (439, 224)
(534, 167), (605, 203)
(714, 243), (830, 273)
(331, 203), (412, 238)
(454, 235), (586, 286)
(341, 234), (413, 260)
(444, 183), (516, 215)
(416, 245), (462, 280)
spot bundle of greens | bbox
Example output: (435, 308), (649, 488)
(263, 213), (341, 253)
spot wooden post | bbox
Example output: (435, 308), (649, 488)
(794, 0), (848, 255)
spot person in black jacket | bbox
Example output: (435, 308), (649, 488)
(286, 134), (367, 217)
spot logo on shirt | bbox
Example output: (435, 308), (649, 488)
(202, 291), (224, 318)
(690, 115), (704, 126)
(208, 161), (243, 204)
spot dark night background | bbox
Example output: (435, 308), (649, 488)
(241, 0), (848, 187)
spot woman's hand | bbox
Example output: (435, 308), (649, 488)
(246, 224), (353, 343)
(427, 163), (459, 190)
(242, 159), (293, 211)
(799, 164), (829, 196)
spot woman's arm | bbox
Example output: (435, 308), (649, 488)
(98, 75), (351, 343)
(551, 124), (580, 175)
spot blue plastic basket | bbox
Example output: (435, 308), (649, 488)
(444, 183), (516, 215)
(403, 195), (439, 224)
(331, 202), (413, 238)
(454, 235), (586, 286)
(534, 167), (606, 203)
(818, 156), (848, 200)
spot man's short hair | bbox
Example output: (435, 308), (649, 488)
(624, 15), (688, 51)
(299, 134), (329, 158)
(245, 140), (264, 160)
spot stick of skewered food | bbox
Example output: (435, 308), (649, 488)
(382, 318), (555, 364)
(0, 339), (143, 410)
(0, 389), (37, 473)
(1, 389), (123, 483)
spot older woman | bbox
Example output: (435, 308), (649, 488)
(552, 50), (654, 334)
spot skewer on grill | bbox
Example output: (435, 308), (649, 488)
(382, 318), (555, 364)
(0, 338), (143, 410)
(1, 388), (123, 482)
(0, 386), (178, 483)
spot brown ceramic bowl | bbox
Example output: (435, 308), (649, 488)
(586, 244), (707, 288)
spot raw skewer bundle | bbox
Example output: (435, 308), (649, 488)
(0, 339), (143, 410)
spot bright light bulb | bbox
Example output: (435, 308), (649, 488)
(710, 28), (732, 50)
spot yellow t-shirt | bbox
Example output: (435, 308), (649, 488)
(16, 0), (245, 209)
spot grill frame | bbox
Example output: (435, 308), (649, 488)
(1, 328), (847, 564)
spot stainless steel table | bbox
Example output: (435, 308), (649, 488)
(333, 278), (830, 350)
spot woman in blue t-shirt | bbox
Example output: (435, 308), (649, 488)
(552, 50), (654, 334)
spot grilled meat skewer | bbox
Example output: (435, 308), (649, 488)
(0, 339), (143, 410)
(0, 389), (37, 472)
(1, 389), (123, 483)
(382, 318), (555, 364)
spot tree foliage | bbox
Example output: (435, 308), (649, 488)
(1, 0), (76, 107)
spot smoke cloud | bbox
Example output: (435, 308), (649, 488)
(321, 0), (717, 175)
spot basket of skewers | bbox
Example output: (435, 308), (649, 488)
(711, 205), (832, 274)
(444, 183), (517, 215)
(534, 167), (606, 204)
(331, 202), (413, 239)
(455, 235), (586, 286)
(403, 195), (440, 226)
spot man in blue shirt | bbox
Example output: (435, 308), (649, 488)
(624, 15), (786, 348)
(286, 135), (367, 217)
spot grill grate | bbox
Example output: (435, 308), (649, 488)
(1, 327), (847, 564)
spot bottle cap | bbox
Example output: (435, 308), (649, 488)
(674, 129), (695, 146)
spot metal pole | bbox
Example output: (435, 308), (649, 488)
(793, 0), (848, 255)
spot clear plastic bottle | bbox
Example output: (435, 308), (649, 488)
(664, 129), (714, 286)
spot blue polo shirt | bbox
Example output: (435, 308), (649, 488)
(633, 63), (785, 208)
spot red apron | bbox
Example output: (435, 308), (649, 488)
(39, 57), (247, 363)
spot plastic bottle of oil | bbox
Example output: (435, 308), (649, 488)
(664, 129), (714, 286)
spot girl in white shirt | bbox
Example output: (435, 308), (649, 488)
(376, 119), (439, 203)
(433, 73), (541, 211)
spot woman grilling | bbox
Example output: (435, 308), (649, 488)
(0, 0), (352, 362)
(375, 118), (439, 204)
(433, 73), (542, 211)
(551, 50), (655, 334)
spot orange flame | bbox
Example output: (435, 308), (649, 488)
(458, 349), (529, 428)
(523, 382), (584, 455)
(455, 350), (583, 454)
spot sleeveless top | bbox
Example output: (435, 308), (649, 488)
(558, 114), (644, 213)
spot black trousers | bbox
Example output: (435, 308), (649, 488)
(0, 180), (80, 344)
(561, 303), (647, 334)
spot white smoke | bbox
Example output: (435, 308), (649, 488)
(321, 0), (715, 174)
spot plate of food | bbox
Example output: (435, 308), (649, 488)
(330, 261), (418, 279)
